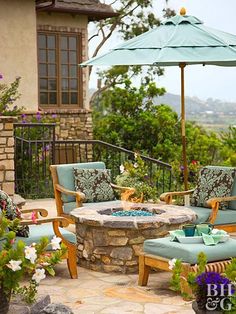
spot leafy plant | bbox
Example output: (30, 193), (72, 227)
(116, 153), (159, 201)
(0, 75), (24, 115)
(169, 252), (207, 295)
(0, 212), (66, 304)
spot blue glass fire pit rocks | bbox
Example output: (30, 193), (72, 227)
(112, 210), (153, 217)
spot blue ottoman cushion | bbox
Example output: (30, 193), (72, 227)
(144, 237), (236, 265)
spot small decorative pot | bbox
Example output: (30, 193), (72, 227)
(0, 288), (10, 314)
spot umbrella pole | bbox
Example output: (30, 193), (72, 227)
(180, 63), (188, 190)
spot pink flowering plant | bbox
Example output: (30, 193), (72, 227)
(0, 212), (66, 304)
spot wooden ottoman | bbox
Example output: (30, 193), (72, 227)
(138, 237), (236, 295)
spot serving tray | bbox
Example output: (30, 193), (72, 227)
(176, 234), (229, 244)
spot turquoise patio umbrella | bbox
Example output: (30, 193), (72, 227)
(81, 8), (236, 189)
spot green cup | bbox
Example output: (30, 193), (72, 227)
(196, 223), (213, 236)
(182, 224), (196, 237)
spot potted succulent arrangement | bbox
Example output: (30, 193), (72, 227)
(169, 253), (236, 313)
(0, 212), (66, 314)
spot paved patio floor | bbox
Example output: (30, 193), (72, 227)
(24, 198), (194, 314)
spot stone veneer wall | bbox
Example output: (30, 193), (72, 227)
(54, 110), (93, 140)
(76, 222), (184, 274)
(20, 110), (93, 140)
(0, 116), (16, 197)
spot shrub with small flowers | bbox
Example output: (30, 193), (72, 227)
(0, 75), (24, 116)
(0, 212), (66, 306)
(172, 160), (202, 191)
(116, 153), (159, 202)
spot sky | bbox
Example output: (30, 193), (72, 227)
(88, 0), (236, 102)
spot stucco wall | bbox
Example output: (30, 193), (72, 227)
(0, 0), (38, 112)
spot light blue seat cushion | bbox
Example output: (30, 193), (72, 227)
(188, 206), (212, 224)
(144, 237), (236, 264)
(186, 206), (236, 225)
(64, 200), (122, 214)
(56, 162), (106, 203)
(15, 224), (76, 246)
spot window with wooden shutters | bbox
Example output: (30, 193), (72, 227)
(38, 32), (82, 108)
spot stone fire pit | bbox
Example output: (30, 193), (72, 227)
(70, 201), (196, 274)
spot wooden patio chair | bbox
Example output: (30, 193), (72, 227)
(160, 166), (236, 232)
(50, 161), (135, 224)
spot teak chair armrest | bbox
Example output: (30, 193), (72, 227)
(21, 208), (48, 217)
(207, 196), (236, 224)
(207, 195), (236, 207)
(21, 216), (69, 228)
(55, 184), (85, 207)
(160, 189), (195, 204)
(110, 183), (135, 192)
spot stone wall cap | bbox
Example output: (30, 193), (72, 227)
(0, 116), (18, 121)
(70, 202), (197, 229)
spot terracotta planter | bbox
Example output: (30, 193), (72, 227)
(0, 288), (10, 314)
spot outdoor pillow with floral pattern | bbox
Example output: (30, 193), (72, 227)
(0, 189), (29, 237)
(190, 166), (236, 210)
(73, 168), (116, 203)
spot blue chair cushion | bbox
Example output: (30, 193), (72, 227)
(56, 162), (106, 203)
(144, 237), (236, 264)
(187, 206), (212, 224)
(15, 224), (76, 246)
(187, 206), (236, 225)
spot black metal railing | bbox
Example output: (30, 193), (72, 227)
(14, 123), (56, 198)
(14, 123), (172, 198)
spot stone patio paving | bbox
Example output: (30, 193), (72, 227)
(24, 198), (194, 314)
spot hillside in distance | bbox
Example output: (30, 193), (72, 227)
(155, 93), (236, 131)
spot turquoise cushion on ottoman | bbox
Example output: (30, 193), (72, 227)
(144, 237), (236, 265)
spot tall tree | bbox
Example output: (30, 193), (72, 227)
(88, 0), (174, 101)
(93, 78), (182, 162)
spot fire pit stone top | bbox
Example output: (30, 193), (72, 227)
(70, 201), (197, 229)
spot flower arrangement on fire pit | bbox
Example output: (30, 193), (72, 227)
(116, 153), (158, 203)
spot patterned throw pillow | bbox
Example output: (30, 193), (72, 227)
(191, 167), (236, 210)
(0, 189), (29, 237)
(73, 168), (116, 203)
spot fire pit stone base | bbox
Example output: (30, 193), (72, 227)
(71, 202), (196, 273)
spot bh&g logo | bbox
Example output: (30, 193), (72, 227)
(206, 283), (234, 311)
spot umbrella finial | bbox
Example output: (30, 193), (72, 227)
(180, 7), (186, 16)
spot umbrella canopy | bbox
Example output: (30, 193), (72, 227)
(81, 9), (236, 189)
(82, 13), (236, 67)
